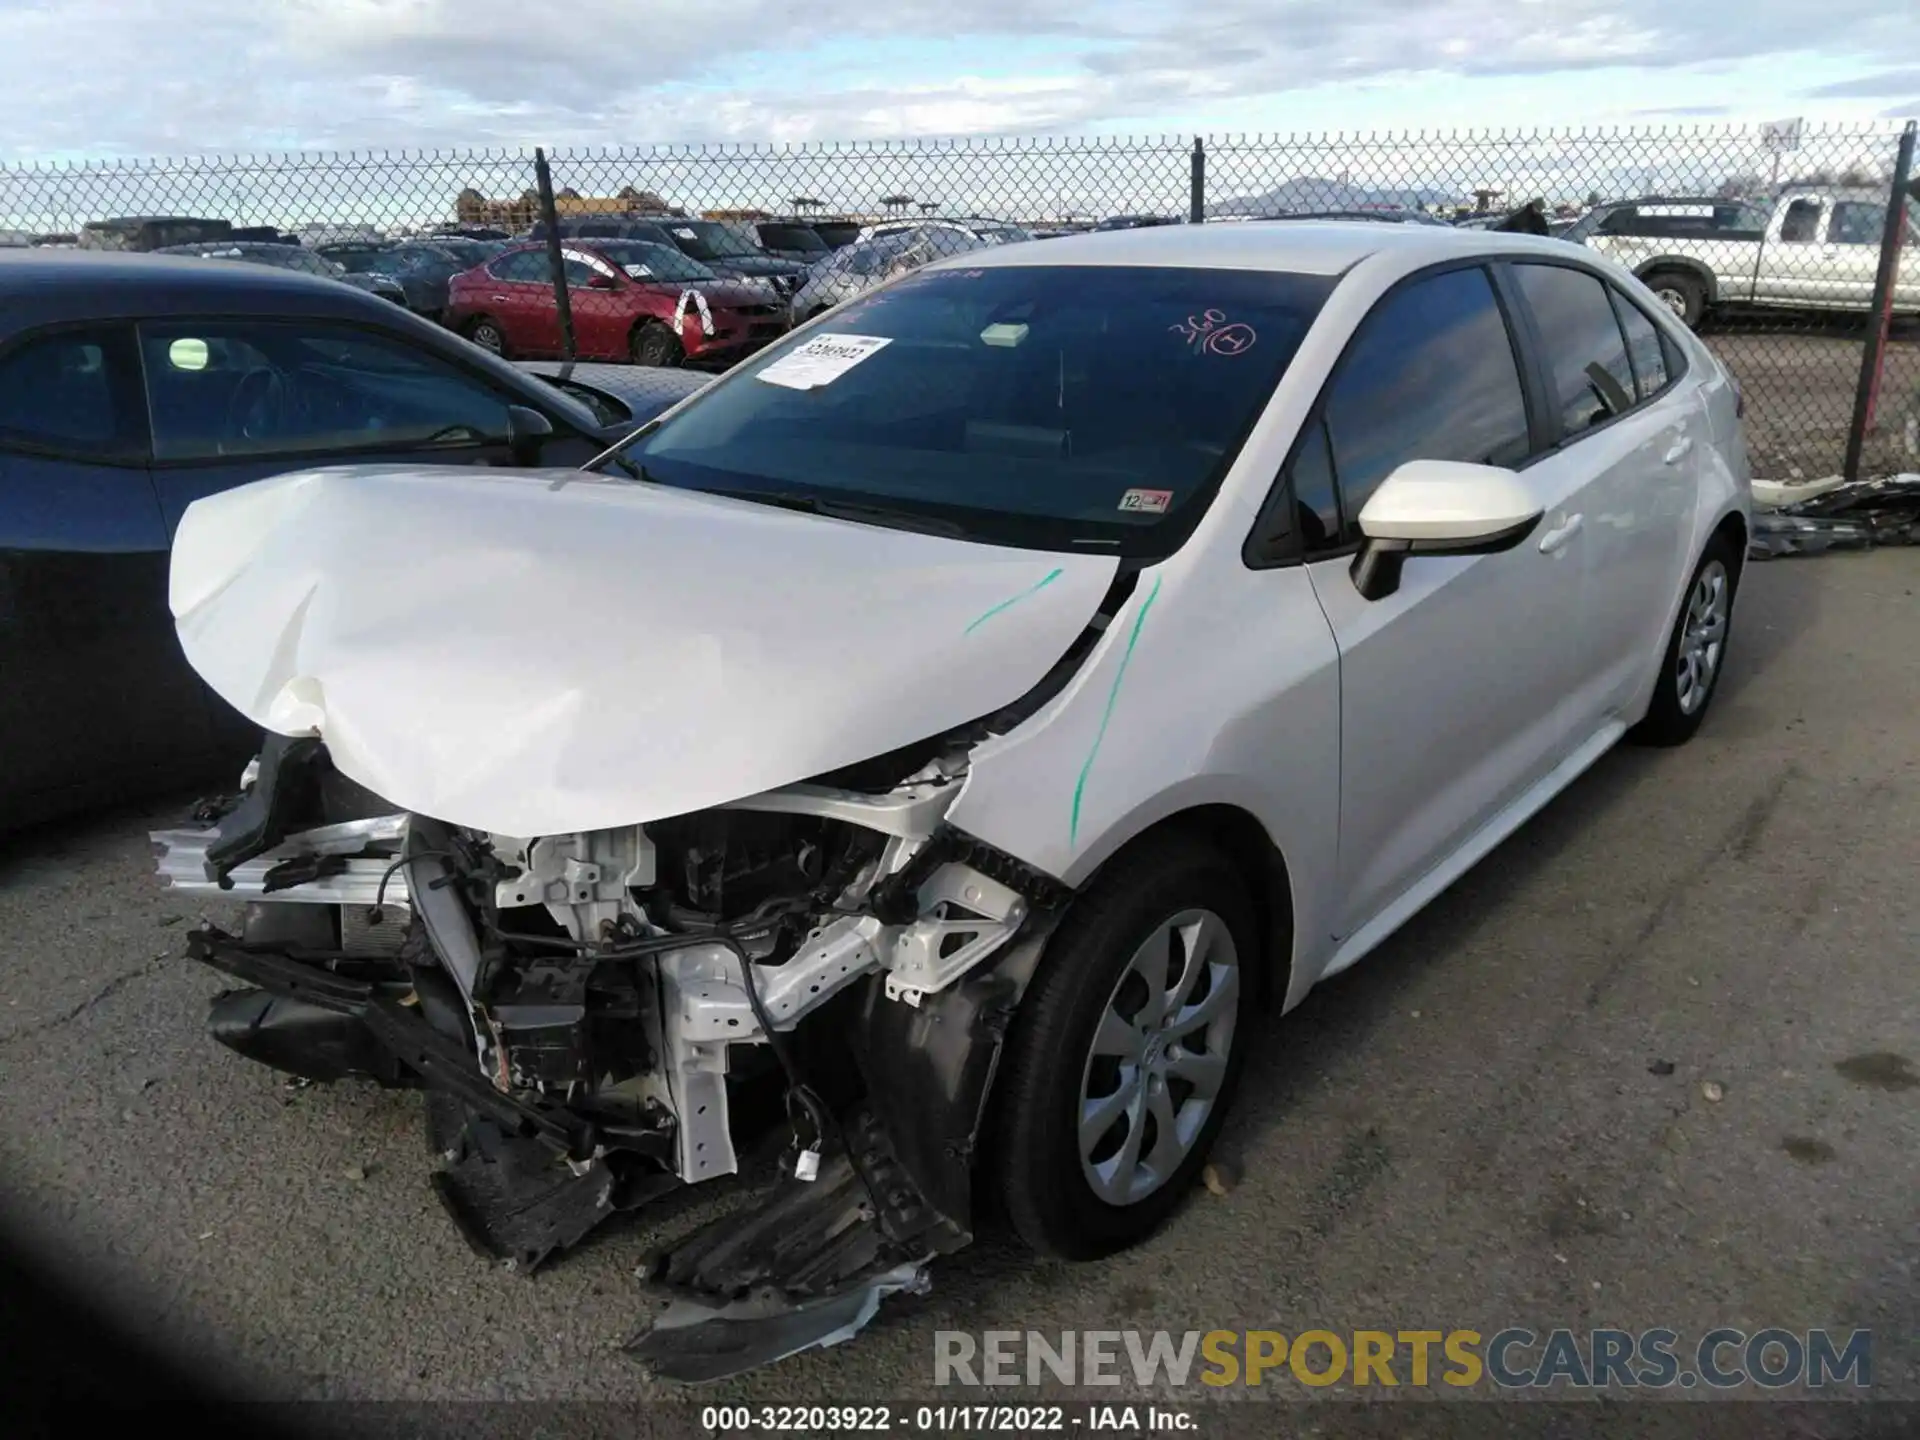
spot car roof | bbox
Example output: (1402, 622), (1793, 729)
(0, 248), (438, 336)
(949, 220), (1562, 275)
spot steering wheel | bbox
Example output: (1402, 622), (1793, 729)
(222, 367), (289, 451)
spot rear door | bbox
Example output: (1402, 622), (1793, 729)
(1303, 264), (1595, 937)
(486, 250), (560, 354)
(1504, 260), (1700, 720)
(0, 323), (218, 822)
(1821, 198), (1895, 308)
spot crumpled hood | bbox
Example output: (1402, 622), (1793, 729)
(170, 466), (1117, 836)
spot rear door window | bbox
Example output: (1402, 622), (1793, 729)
(1608, 289), (1673, 400)
(1512, 264), (1638, 437)
(0, 327), (143, 459)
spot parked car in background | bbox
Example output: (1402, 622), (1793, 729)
(412, 235), (510, 267)
(80, 216), (233, 251)
(1574, 184), (1920, 328)
(788, 224), (990, 319)
(806, 218), (866, 248)
(733, 219), (833, 264)
(1094, 214), (1182, 230)
(148, 222), (1749, 1382)
(157, 241), (410, 307)
(319, 241), (473, 322)
(1559, 196), (1767, 247)
(527, 217), (809, 296)
(0, 250), (700, 832)
(854, 217), (1035, 246)
(446, 240), (789, 366)
(1260, 209), (1449, 226)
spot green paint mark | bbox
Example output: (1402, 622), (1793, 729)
(1070, 572), (1163, 848)
(965, 566), (1064, 635)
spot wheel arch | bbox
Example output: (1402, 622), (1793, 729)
(1634, 257), (1719, 305)
(1064, 802), (1297, 1012)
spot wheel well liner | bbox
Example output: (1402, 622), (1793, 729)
(1709, 508), (1749, 584)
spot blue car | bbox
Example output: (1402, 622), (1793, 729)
(0, 250), (703, 830)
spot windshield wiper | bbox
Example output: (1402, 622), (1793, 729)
(701, 488), (970, 538)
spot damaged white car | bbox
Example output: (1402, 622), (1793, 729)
(153, 223), (1750, 1379)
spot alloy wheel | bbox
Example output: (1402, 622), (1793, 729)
(1077, 907), (1240, 1206)
(1676, 559), (1730, 715)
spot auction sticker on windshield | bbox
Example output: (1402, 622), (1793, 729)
(757, 334), (893, 391)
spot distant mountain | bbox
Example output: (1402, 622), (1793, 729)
(1209, 176), (1453, 216)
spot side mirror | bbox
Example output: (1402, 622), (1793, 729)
(584, 272), (619, 290)
(1351, 459), (1541, 601)
(505, 404), (555, 466)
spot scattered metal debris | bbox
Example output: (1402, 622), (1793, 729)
(1749, 473), (1920, 560)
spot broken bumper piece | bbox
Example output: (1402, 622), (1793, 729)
(1749, 473), (1920, 560)
(630, 1109), (960, 1382)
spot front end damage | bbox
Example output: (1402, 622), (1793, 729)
(152, 732), (1068, 1379)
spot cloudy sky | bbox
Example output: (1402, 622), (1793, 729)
(0, 0), (1914, 159)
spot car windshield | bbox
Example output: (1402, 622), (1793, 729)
(759, 223), (828, 253)
(587, 240), (717, 283)
(426, 238), (505, 265)
(663, 220), (757, 261)
(326, 249), (394, 274)
(608, 264), (1335, 556)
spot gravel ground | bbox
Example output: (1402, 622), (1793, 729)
(1, 548), (1916, 1435)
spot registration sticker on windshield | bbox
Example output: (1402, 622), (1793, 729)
(756, 334), (892, 391)
(1118, 488), (1174, 514)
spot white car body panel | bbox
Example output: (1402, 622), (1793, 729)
(168, 464), (1117, 837)
(167, 222), (1751, 1014)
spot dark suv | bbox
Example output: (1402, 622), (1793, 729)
(1561, 197), (1769, 246)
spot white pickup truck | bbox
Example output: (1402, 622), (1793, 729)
(1577, 186), (1919, 329)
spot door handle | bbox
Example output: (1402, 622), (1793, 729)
(1538, 513), (1584, 554)
(1663, 436), (1694, 465)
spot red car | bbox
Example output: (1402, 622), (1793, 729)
(446, 240), (789, 367)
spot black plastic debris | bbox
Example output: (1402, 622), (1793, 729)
(1750, 473), (1920, 560)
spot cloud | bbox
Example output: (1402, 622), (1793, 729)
(1806, 68), (1920, 98)
(1631, 105), (1733, 118)
(0, 0), (1915, 158)
(1883, 102), (1920, 120)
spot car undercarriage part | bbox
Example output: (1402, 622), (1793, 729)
(1749, 472), (1920, 559)
(156, 732), (1070, 1365)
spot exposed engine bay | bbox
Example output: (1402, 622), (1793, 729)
(152, 732), (1071, 1381)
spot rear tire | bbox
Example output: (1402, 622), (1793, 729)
(1629, 532), (1739, 747)
(1641, 269), (1706, 330)
(993, 835), (1255, 1260)
(631, 320), (685, 368)
(465, 316), (508, 357)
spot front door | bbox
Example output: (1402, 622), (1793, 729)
(1303, 264), (1596, 938)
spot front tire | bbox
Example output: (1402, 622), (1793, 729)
(1630, 533), (1738, 746)
(993, 836), (1255, 1260)
(631, 320), (686, 368)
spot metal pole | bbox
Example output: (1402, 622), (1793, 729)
(1190, 138), (1205, 225)
(1842, 120), (1916, 483)
(534, 147), (577, 367)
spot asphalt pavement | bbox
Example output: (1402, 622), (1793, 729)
(1, 548), (1916, 1431)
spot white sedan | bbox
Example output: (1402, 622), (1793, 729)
(154, 221), (1749, 1379)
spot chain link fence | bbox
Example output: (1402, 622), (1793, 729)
(3, 121), (1915, 478)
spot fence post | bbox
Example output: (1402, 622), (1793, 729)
(534, 147), (577, 366)
(1842, 119), (1916, 483)
(1189, 138), (1206, 224)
